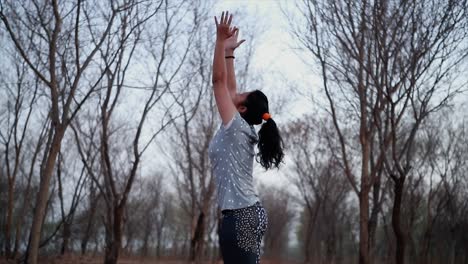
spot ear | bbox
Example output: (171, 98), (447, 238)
(238, 105), (247, 113)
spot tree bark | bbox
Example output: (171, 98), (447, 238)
(105, 205), (124, 264)
(369, 170), (384, 262)
(5, 179), (14, 257)
(190, 212), (205, 263)
(392, 177), (406, 264)
(141, 215), (151, 257)
(60, 221), (71, 255)
(27, 128), (65, 264)
(81, 189), (98, 255)
(359, 191), (370, 264)
(303, 217), (313, 264)
(13, 121), (45, 258)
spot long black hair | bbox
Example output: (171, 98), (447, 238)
(240, 90), (284, 170)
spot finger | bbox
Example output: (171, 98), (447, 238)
(227, 14), (233, 26)
(224, 11), (229, 24)
(220, 12), (224, 24)
(234, 27), (239, 37)
(214, 16), (218, 27)
(231, 27), (238, 37)
(236, 39), (246, 47)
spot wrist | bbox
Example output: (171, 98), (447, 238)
(224, 49), (235, 56)
(216, 36), (229, 42)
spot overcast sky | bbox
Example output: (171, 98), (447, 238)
(214, 0), (319, 116)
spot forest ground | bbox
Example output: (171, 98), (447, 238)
(0, 256), (298, 264)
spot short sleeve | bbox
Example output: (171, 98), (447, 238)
(223, 112), (245, 132)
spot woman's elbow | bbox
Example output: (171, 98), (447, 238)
(212, 72), (226, 84)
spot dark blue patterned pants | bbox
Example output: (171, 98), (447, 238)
(219, 202), (268, 264)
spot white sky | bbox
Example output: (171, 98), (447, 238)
(214, 0), (319, 117)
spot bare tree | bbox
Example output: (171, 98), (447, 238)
(417, 116), (468, 264)
(55, 143), (90, 255)
(289, 1), (468, 263)
(258, 184), (295, 261)
(167, 49), (218, 263)
(70, 111), (101, 256)
(285, 115), (354, 264)
(70, 1), (203, 262)
(0, 52), (40, 259)
(118, 172), (175, 258)
(371, 2), (468, 263)
(0, 0), (157, 262)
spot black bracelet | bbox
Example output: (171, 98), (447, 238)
(225, 56), (235, 59)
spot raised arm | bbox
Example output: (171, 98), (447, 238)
(224, 28), (245, 99)
(212, 11), (237, 125)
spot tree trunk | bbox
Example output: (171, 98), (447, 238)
(13, 203), (24, 258)
(80, 212), (93, 255)
(141, 216), (151, 257)
(5, 179), (14, 258)
(392, 178), (406, 264)
(27, 129), (65, 264)
(81, 208), (95, 255)
(304, 218), (313, 264)
(104, 205), (124, 264)
(369, 171), (383, 262)
(419, 229), (431, 264)
(326, 232), (336, 264)
(156, 227), (163, 258)
(81, 184), (98, 255)
(448, 231), (456, 264)
(60, 221), (71, 255)
(13, 169), (34, 258)
(419, 183), (434, 264)
(359, 191), (370, 264)
(190, 212), (205, 264)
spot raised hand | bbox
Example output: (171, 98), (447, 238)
(214, 11), (235, 42)
(225, 27), (245, 51)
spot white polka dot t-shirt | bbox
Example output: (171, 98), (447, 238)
(208, 112), (259, 210)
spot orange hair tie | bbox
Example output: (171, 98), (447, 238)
(262, 113), (271, 121)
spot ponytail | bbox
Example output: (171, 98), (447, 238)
(240, 89), (284, 169)
(257, 118), (284, 169)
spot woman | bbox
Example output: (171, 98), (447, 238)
(208, 11), (284, 264)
